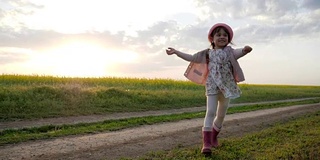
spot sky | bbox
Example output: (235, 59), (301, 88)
(0, 0), (320, 86)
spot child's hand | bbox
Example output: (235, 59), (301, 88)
(243, 46), (253, 54)
(166, 47), (176, 55)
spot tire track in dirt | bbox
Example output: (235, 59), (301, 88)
(0, 103), (319, 160)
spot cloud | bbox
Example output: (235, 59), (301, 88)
(127, 21), (211, 54)
(193, 0), (320, 44)
(302, 0), (320, 9)
(0, 0), (43, 12)
(4, 0), (315, 52)
(0, 26), (127, 49)
(196, 0), (299, 19)
(0, 47), (31, 64)
(0, 0), (43, 22)
(234, 17), (320, 45)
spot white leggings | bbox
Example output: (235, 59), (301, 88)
(203, 92), (230, 131)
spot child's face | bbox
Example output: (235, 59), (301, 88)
(212, 28), (229, 49)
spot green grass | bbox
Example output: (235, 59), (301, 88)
(1, 75), (319, 158)
(1, 75), (320, 121)
(0, 98), (319, 145)
(129, 111), (320, 160)
(227, 98), (320, 114)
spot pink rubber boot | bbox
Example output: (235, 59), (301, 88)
(212, 127), (220, 148)
(201, 131), (212, 154)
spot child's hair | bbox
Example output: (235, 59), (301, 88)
(209, 27), (233, 48)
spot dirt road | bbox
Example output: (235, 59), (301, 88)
(0, 102), (319, 160)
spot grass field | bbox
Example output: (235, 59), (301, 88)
(0, 75), (319, 159)
(1, 74), (320, 121)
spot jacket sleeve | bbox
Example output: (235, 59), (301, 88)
(233, 48), (247, 60)
(229, 48), (245, 82)
(176, 49), (208, 63)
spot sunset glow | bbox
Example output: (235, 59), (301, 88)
(26, 42), (138, 77)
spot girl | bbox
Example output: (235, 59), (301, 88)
(166, 23), (252, 154)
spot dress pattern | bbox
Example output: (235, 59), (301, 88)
(206, 49), (241, 99)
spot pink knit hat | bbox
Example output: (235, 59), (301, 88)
(208, 23), (233, 43)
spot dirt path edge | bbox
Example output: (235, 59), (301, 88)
(0, 103), (319, 160)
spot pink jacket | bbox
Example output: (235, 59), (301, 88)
(184, 46), (247, 85)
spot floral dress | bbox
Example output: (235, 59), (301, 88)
(206, 49), (241, 99)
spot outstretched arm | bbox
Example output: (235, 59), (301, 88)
(166, 47), (193, 62)
(234, 45), (253, 59)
